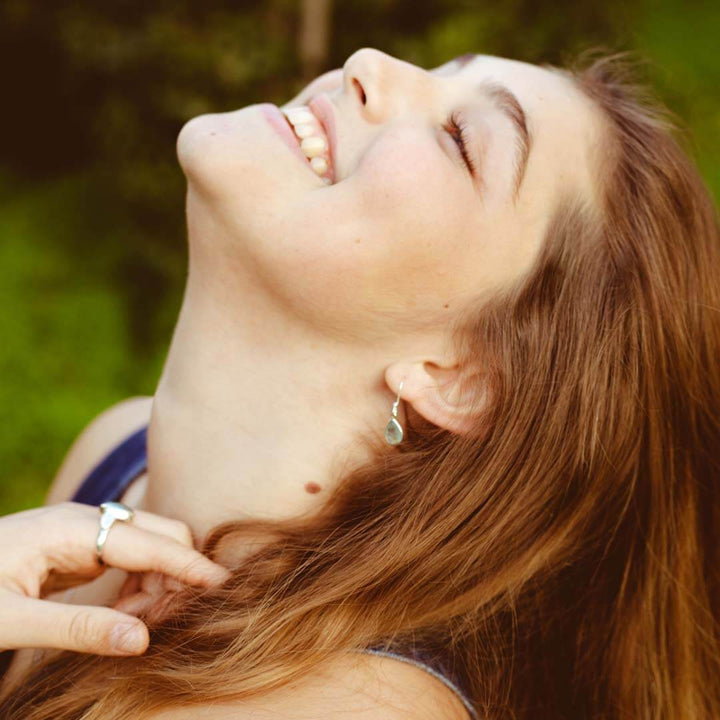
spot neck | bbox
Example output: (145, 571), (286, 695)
(144, 271), (402, 541)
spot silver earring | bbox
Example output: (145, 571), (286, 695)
(384, 379), (405, 446)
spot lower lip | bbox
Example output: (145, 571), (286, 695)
(258, 103), (319, 177)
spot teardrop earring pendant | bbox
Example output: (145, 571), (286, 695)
(384, 379), (405, 446)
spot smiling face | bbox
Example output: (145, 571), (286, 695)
(176, 49), (606, 344)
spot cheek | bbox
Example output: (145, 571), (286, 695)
(262, 134), (483, 326)
(359, 128), (458, 230)
(356, 133), (482, 300)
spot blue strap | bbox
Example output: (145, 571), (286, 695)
(71, 425), (149, 506)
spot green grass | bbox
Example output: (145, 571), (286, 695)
(0, 174), (162, 514)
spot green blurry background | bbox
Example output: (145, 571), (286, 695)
(1, 0), (718, 514)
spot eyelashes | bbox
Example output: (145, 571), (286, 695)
(444, 111), (478, 176)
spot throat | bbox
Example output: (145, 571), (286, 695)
(144, 383), (346, 542)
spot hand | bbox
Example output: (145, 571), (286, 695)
(0, 502), (229, 656)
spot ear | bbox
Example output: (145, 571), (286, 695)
(385, 357), (486, 436)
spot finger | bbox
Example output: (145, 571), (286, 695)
(119, 571), (166, 611)
(1, 594), (148, 655)
(139, 570), (166, 597)
(53, 503), (196, 554)
(41, 569), (104, 596)
(113, 590), (181, 626)
(124, 510), (196, 548)
(112, 591), (156, 617)
(114, 565), (191, 621)
(47, 504), (229, 586)
(114, 571), (184, 616)
(118, 571), (142, 599)
(161, 575), (187, 594)
(100, 523), (230, 588)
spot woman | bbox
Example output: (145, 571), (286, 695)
(2, 46), (719, 719)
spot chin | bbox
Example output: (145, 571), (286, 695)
(176, 107), (263, 193)
(177, 104), (314, 210)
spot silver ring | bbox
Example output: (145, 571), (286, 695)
(96, 501), (135, 565)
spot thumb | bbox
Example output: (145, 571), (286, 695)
(1, 594), (149, 655)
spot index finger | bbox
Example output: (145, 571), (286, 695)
(100, 522), (230, 588)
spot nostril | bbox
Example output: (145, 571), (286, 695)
(352, 78), (367, 105)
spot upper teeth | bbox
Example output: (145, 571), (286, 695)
(281, 105), (333, 184)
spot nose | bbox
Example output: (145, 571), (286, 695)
(341, 48), (437, 124)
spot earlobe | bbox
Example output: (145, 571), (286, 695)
(385, 359), (484, 437)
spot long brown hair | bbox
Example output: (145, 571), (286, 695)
(4, 48), (720, 719)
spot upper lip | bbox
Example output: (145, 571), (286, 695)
(308, 93), (338, 182)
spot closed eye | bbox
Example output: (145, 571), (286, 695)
(444, 111), (477, 176)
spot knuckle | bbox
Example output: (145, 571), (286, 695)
(66, 610), (104, 650)
(38, 504), (77, 546)
(54, 502), (83, 527)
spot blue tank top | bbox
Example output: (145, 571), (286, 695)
(72, 425), (478, 719)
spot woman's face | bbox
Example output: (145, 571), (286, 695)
(176, 49), (605, 343)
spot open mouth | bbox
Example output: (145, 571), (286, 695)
(280, 104), (334, 184)
(260, 103), (334, 184)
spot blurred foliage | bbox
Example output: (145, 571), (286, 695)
(0, 0), (718, 513)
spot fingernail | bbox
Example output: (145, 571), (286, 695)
(111, 622), (146, 654)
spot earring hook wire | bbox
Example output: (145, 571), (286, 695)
(391, 379), (405, 417)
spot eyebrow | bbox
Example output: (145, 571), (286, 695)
(452, 53), (533, 203)
(476, 80), (533, 203)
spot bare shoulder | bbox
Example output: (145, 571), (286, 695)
(321, 652), (473, 719)
(45, 396), (153, 504)
(303, 652), (472, 719)
(147, 651), (473, 720)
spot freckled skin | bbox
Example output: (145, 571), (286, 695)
(305, 482), (322, 494)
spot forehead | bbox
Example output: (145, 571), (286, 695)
(434, 54), (606, 212)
